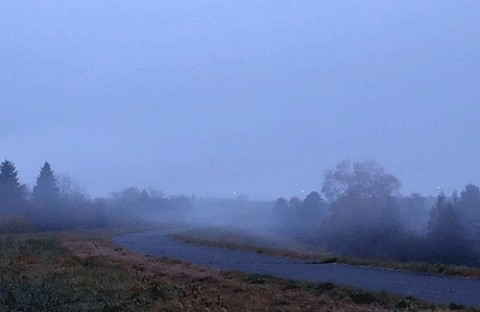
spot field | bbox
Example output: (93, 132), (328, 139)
(170, 226), (480, 278)
(0, 228), (475, 311)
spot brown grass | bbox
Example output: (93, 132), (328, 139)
(61, 230), (458, 311)
(170, 227), (480, 279)
(0, 228), (471, 311)
(62, 232), (382, 311)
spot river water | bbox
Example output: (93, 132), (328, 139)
(113, 230), (480, 307)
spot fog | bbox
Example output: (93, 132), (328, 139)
(2, 1), (480, 199)
(2, 2), (480, 267)
(1, 159), (479, 267)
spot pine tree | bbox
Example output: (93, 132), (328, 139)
(0, 160), (26, 212)
(32, 162), (60, 204)
(427, 194), (477, 265)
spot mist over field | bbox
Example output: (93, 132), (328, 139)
(2, 1), (480, 199)
(4, 3), (480, 311)
(1, 158), (480, 268)
(2, 1), (480, 272)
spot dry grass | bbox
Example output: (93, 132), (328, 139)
(170, 227), (480, 279)
(0, 228), (474, 311)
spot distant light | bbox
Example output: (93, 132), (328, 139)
(233, 192), (236, 195)
(300, 190), (305, 193)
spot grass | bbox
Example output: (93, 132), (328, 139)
(0, 228), (478, 311)
(170, 227), (480, 279)
(0, 234), (148, 311)
(224, 271), (472, 311)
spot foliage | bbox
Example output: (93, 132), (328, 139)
(32, 162), (60, 204)
(319, 161), (404, 258)
(273, 192), (325, 237)
(1, 157), (479, 268)
(426, 194), (478, 266)
(0, 160), (26, 213)
(457, 184), (480, 243)
(321, 160), (401, 202)
(270, 161), (480, 267)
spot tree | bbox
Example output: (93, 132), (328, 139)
(426, 193), (477, 266)
(300, 191), (324, 230)
(303, 191), (322, 212)
(289, 197), (302, 210)
(457, 184), (480, 240)
(0, 160), (26, 213)
(397, 192), (431, 234)
(32, 162), (60, 205)
(320, 161), (403, 258)
(272, 197), (289, 217)
(322, 160), (401, 202)
(56, 174), (87, 202)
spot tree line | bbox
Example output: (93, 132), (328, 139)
(0, 160), (190, 232)
(2, 158), (479, 267)
(273, 161), (480, 266)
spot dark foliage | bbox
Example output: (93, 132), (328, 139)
(0, 160), (26, 214)
(32, 162), (60, 205)
(425, 194), (478, 266)
(0, 157), (479, 267)
(273, 161), (480, 267)
(318, 161), (405, 259)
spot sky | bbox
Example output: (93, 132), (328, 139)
(1, 1), (480, 199)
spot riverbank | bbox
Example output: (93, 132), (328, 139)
(170, 226), (480, 279)
(0, 228), (462, 311)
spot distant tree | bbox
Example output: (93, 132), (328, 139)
(112, 187), (143, 202)
(457, 184), (480, 241)
(322, 160), (401, 202)
(300, 191), (324, 230)
(459, 185), (480, 207)
(320, 161), (404, 258)
(303, 191), (322, 212)
(56, 175), (87, 202)
(272, 197), (289, 217)
(426, 193), (477, 266)
(397, 193), (431, 234)
(32, 162), (60, 205)
(289, 197), (302, 210)
(0, 160), (26, 213)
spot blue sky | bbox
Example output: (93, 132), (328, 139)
(1, 1), (480, 198)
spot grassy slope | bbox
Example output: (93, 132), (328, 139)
(0, 228), (474, 311)
(170, 227), (480, 279)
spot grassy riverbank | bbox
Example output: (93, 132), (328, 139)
(170, 227), (480, 279)
(0, 228), (475, 311)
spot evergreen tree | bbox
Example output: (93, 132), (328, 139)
(458, 184), (480, 240)
(32, 162), (60, 205)
(0, 160), (26, 212)
(427, 194), (477, 265)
